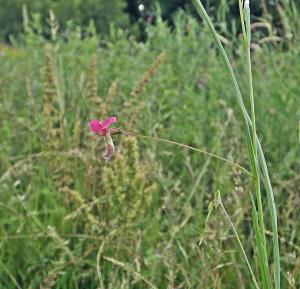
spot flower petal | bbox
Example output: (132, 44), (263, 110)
(89, 119), (102, 133)
(101, 116), (117, 129)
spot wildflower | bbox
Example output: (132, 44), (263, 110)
(89, 117), (118, 161)
(89, 116), (117, 136)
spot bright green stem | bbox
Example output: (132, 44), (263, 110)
(245, 1), (257, 159)
(238, 0), (246, 39)
(190, 1), (280, 288)
(244, 4), (271, 289)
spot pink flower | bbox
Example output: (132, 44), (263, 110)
(89, 117), (118, 161)
(89, 117), (117, 136)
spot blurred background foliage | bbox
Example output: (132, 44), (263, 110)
(0, 0), (128, 40)
(0, 0), (299, 41)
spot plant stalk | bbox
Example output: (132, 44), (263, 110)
(118, 128), (252, 177)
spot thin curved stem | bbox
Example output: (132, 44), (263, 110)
(217, 191), (261, 289)
(118, 128), (253, 178)
(96, 242), (105, 289)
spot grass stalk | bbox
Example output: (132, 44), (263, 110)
(103, 256), (158, 289)
(243, 2), (271, 288)
(190, 0), (280, 288)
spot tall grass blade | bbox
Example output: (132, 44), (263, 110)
(251, 193), (272, 289)
(243, 2), (271, 288)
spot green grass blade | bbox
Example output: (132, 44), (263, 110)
(250, 193), (272, 289)
(258, 144), (280, 289)
(243, 3), (270, 288)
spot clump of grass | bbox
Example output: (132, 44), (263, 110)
(43, 45), (76, 194)
(130, 52), (166, 99)
(71, 109), (82, 149)
(62, 186), (102, 231)
(87, 54), (118, 118)
(87, 54), (100, 109)
(101, 136), (157, 223)
(101, 80), (117, 116)
(43, 44), (63, 151)
(40, 228), (75, 289)
(125, 52), (166, 128)
(191, 0), (280, 288)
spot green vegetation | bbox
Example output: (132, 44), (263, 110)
(0, 0), (128, 39)
(0, 3), (299, 289)
(1, 0), (299, 41)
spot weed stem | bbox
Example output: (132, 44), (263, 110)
(118, 128), (253, 178)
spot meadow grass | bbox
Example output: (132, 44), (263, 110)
(0, 5), (299, 289)
(191, 1), (279, 288)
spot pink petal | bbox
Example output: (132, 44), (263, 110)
(101, 116), (117, 129)
(89, 119), (102, 133)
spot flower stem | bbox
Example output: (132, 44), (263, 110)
(118, 128), (253, 178)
